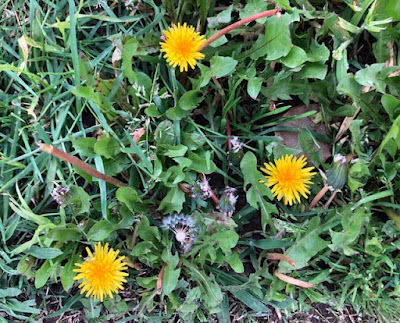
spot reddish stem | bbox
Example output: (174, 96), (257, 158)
(307, 186), (329, 210)
(201, 173), (220, 204)
(38, 143), (127, 188)
(198, 9), (281, 51)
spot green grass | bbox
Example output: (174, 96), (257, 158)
(1, 0), (400, 321)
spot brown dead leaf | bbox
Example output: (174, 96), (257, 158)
(157, 263), (168, 295)
(275, 271), (315, 288)
(267, 253), (296, 267)
(131, 128), (145, 143)
(334, 106), (360, 142)
(275, 104), (331, 163)
(18, 36), (29, 73)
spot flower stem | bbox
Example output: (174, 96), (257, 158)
(38, 143), (127, 188)
(198, 8), (281, 51)
(201, 173), (220, 204)
(307, 186), (329, 210)
(212, 77), (232, 151)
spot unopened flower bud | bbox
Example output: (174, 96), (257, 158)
(218, 187), (238, 216)
(326, 154), (348, 189)
(228, 137), (244, 165)
(50, 184), (70, 205)
(192, 180), (211, 200)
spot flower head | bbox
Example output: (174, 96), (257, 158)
(326, 154), (348, 189)
(192, 180), (212, 200)
(218, 187), (238, 216)
(73, 242), (128, 302)
(260, 155), (316, 206)
(161, 214), (199, 253)
(160, 23), (205, 72)
(50, 183), (70, 205)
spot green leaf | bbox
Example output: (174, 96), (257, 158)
(354, 63), (387, 93)
(337, 74), (363, 105)
(382, 94), (400, 121)
(158, 144), (188, 158)
(3, 299), (40, 314)
(116, 187), (143, 213)
(307, 40), (330, 63)
(208, 5), (233, 27)
(376, 0), (400, 21)
(158, 186), (186, 214)
(35, 260), (53, 289)
(280, 46), (308, 68)
(299, 62), (328, 80)
(179, 90), (204, 111)
(17, 255), (35, 279)
(70, 137), (96, 157)
(137, 216), (160, 244)
(136, 276), (157, 288)
(348, 159), (370, 191)
(378, 113), (400, 165)
(167, 90), (204, 120)
(212, 231), (239, 253)
(0, 288), (21, 298)
(68, 186), (90, 214)
(154, 120), (176, 145)
(47, 225), (82, 243)
(239, 0), (268, 22)
(93, 137), (120, 159)
(240, 152), (277, 232)
(181, 131), (206, 151)
(365, 237), (383, 256)
(162, 250), (181, 295)
(61, 253), (80, 291)
(250, 14), (293, 61)
(278, 216), (329, 273)
(329, 208), (370, 256)
(225, 253), (244, 273)
(247, 77), (263, 100)
(210, 56), (238, 78)
(26, 246), (63, 259)
(161, 166), (185, 187)
(250, 239), (292, 249)
(131, 241), (160, 266)
(183, 260), (223, 309)
(122, 38), (138, 84)
(187, 152), (216, 174)
(87, 220), (114, 241)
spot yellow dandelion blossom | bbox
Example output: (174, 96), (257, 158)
(73, 242), (128, 302)
(160, 23), (205, 72)
(260, 155), (316, 206)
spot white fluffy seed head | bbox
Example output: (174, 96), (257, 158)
(175, 230), (187, 243)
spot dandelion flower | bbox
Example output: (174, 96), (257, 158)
(73, 242), (128, 302)
(260, 155), (316, 206)
(160, 23), (205, 72)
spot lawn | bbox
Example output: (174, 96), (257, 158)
(1, 0), (400, 321)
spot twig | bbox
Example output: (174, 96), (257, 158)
(38, 143), (127, 188)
